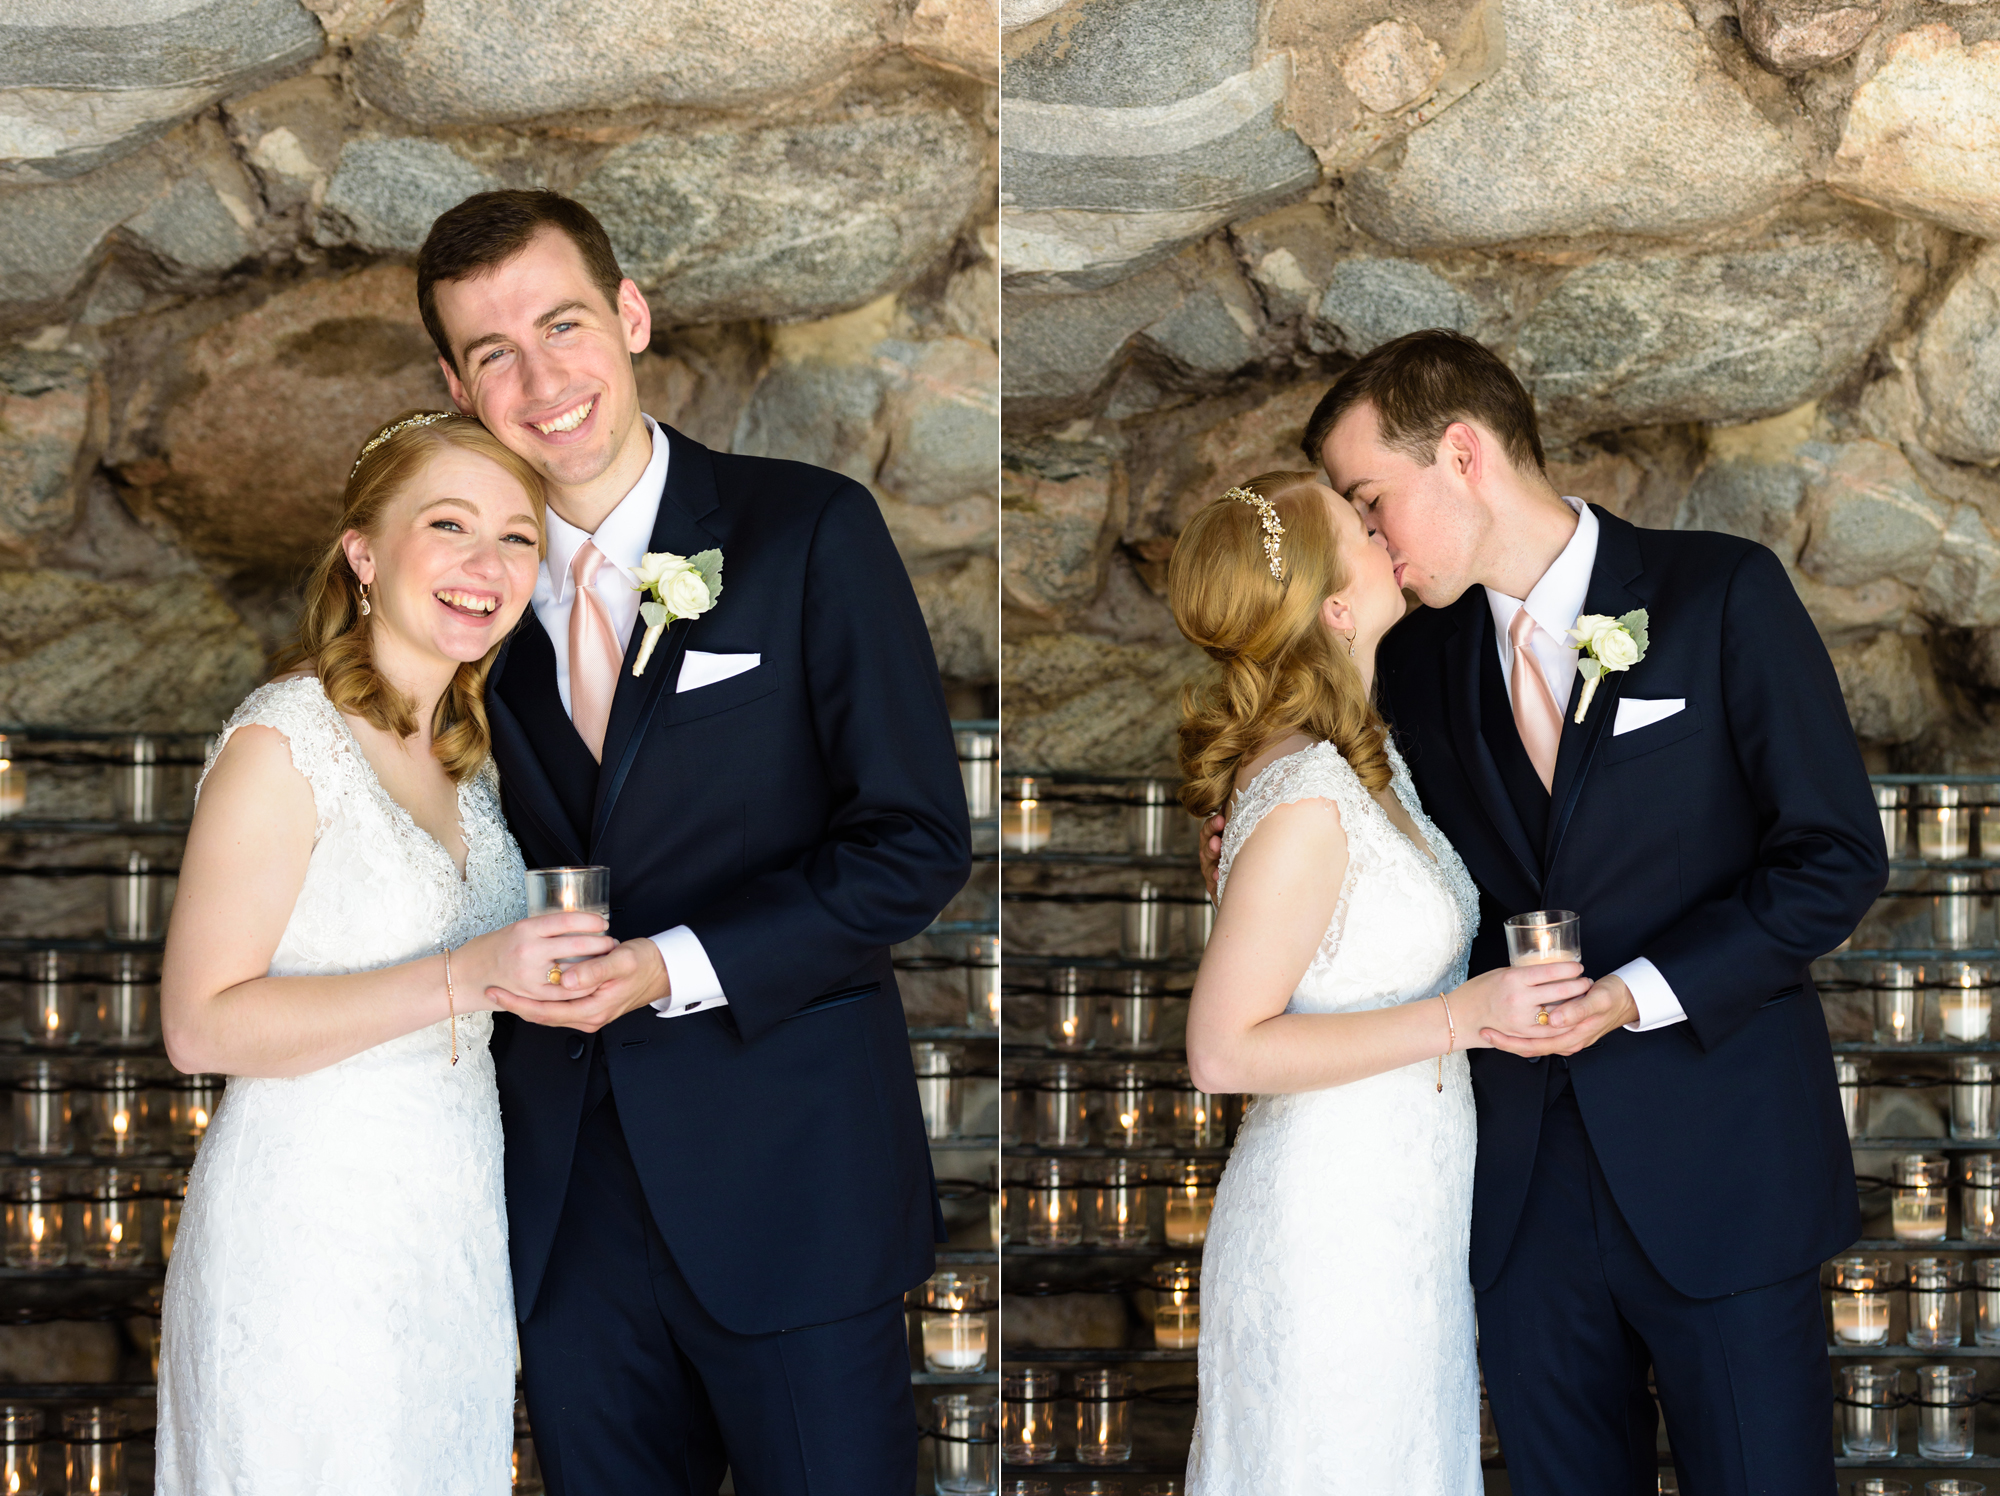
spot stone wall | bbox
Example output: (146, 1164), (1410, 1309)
(0, 0), (999, 732)
(1001, 0), (2000, 775)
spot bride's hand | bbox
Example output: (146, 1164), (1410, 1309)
(1448, 962), (1591, 1048)
(457, 913), (616, 1008)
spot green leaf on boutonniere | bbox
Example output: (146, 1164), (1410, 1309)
(689, 548), (724, 602)
(1616, 609), (1649, 656)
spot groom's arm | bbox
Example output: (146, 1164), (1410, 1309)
(677, 480), (973, 1043)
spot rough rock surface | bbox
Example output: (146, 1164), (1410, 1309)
(1002, 630), (1205, 773)
(0, 346), (98, 552)
(1309, 256), (1475, 356)
(576, 104), (984, 326)
(1832, 630), (1940, 744)
(1915, 243), (2000, 465)
(0, 0), (323, 181)
(1739, 1), (1882, 75)
(1831, 24), (2000, 240)
(1345, 0), (1805, 249)
(352, 0), (894, 126)
(906, 0), (999, 81)
(316, 136), (500, 255)
(1002, 437), (1121, 620)
(1513, 233), (1895, 435)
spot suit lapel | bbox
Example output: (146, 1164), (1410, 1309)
(1440, 593), (1543, 895)
(487, 625), (588, 865)
(1545, 506), (1647, 873)
(589, 426), (726, 851)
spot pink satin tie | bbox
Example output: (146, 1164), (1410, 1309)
(567, 540), (624, 763)
(1508, 607), (1562, 793)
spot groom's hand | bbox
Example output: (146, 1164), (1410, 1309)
(1481, 974), (1639, 1058)
(487, 938), (671, 1032)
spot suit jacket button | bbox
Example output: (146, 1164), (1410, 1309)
(568, 1037), (585, 1060)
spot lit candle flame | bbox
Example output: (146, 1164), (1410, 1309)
(28, 1213), (43, 1246)
(108, 1220), (123, 1246)
(112, 1111), (128, 1137)
(44, 1008), (58, 1033)
(193, 1108), (209, 1130)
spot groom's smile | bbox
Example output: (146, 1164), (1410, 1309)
(531, 396), (595, 438)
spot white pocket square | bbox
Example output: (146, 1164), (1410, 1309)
(1613, 697), (1685, 736)
(676, 651), (760, 692)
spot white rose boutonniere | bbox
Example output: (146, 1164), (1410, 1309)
(628, 548), (723, 676)
(1566, 609), (1649, 723)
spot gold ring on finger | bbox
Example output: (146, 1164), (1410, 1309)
(546, 964), (563, 986)
(1535, 1007), (1550, 1026)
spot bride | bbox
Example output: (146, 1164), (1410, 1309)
(155, 411), (617, 1492)
(1167, 473), (1587, 1493)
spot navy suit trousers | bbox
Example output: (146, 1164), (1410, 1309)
(1476, 1066), (1835, 1496)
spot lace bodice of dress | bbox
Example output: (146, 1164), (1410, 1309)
(198, 675), (527, 1065)
(1218, 738), (1480, 1017)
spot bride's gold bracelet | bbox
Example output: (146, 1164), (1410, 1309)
(1437, 992), (1456, 1094)
(442, 945), (459, 1068)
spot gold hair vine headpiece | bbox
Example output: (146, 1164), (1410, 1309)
(350, 411), (461, 476)
(1225, 486), (1285, 581)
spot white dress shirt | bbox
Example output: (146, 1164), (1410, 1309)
(528, 415), (727, 1020)
(1481, 498), (1686, 1034)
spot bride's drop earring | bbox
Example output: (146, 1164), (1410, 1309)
(1345, 629), (1356, 659)
(358, 581), (372, 617)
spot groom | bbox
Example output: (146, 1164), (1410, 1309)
(1211, 331), (1883, 1492)
(415, 190), (971, 1494)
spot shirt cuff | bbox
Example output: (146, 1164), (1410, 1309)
(1617, 957), (1687, 1032)
(649, 926), (728, 1018)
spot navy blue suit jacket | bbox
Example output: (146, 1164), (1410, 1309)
(1376, 507), (1883, 1299)
(483, 424), (970, 1335)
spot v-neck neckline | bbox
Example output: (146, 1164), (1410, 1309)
(1236, 740), (1440, 869)
(317, 687), (474, 884)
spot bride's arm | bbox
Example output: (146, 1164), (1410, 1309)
(1184, 797), (1590, 1095)
(161, 725), (615, 1079)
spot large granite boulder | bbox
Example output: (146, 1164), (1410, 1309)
(0, 0), (322, 182)
(1002, 436), (1122, 621)
(1831, 24), (2000, 240)
(1308, 256), (1477, 356)
(1345, 0), (1806, 249)
(315, 136), (501, 255)
(1915, 242), (2000, 466)
(1738, 0), (1882, 75)
(1002, 630), (1205, 774)
(576, 103), (983, 326)
(352, 0), (893, 126)
(1000, 0), (1317, 289)
(0, 346), (99, 554)
(1512, 231), (1894, 436)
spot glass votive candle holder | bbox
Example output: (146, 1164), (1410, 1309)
(1895, 1155), (1953, 1241)
(1876, 963), (1925, 1044)
(13, 1060), (73, 1158)
(1928, 1482), (1987, 1495)
(158, 1168), (187, 1264)
(922, 1271), (991, 1373)
(957, 729), (997, 821)
(1942, 964), (1994, 1042)
(1121, 882), (1173, 962)
(1099, 971), (1161, 1054)
(95, 953), (158, 1050)
(1838, 1056), (1869, 1140)
(0, 1405), (41, 1496)
(106, 850), (164, 942)
(1062, 1484), (1122, 1496)
(1918, 784), (1976, 861)
(1910, 1258), (1966, 1348)
(931, 1393), (998, 1496)
(1164, 1159), (1217, 1247)
(912, 1043), (960, 1142)
(1045, 969), (1093, 1053)
(965, 935), (1000, 1031)
(1007, 1485), (1053, 1496)
(1917, 1364), (1978, 1461)
(1002, 1367), (1059, 1465)
(1935, 872), (1983, 951)
(1136, 1485), (1182, 1496)
(1162, 1069), (1226, 1149)
(1036, 1062), (1089, 1149)
(110, 734), (172, 824)
(1975, 1258), (2000, 1346)
(0, 737), (23, 820)
(1831, 1257), (1896, 1345)
(62, 1407), (125, 1496)
(1127, 780), (1178, 856)
(1840, 1364), (1901, 1457)
(1856, 1483), (1913, 1496)
(1089, 1158), (1151, 1247)
(1097, 1064), (1152, 1150)
(1152, 1259), (1199, 1350)
(1072, 1369), (1133, 1464)
(165, 1075), (222, 1159)
(1024, 1158), (1083, 1247)
(78, 1166), (147, 1270)
(1878, 783), (1911, 858)
(24, 951), (84, 1049)
(1967, 1156), (2000, 1243)
(1002, 777), (1053, 853)
(1955, 1059), (1999, 1141)
(4, 1167), (67, 1270)
(88, 1060), (150, 1158)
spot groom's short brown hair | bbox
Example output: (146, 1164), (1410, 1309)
(1301, 328), (1547, 476)
(417, 190), (627, 371)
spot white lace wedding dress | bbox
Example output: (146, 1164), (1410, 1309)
(1187, 740), (1483, 1495)
(156, 676), (523, 1494)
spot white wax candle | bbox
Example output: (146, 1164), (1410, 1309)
(922, 1313), (987, 1370)
(1001, 802), (1051, 853)
(1833, 1293), (1891, 1345)
(1945, 992), (1992, 1041)
(1895, 1194), (1950, 1240)
(1165, 1194), (1213, 1247)
(1154, 1311), (1200, 1350)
